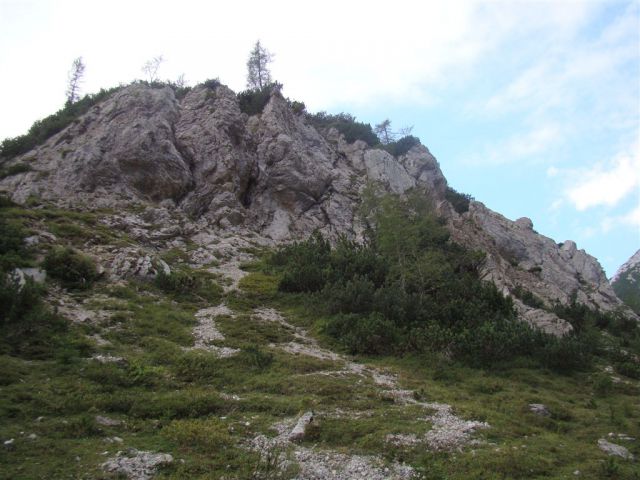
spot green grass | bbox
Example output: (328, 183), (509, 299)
(1, 203), (639, 479)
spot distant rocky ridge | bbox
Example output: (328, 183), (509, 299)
(611, 250), (640, 315)
(0, 82), (635, 333)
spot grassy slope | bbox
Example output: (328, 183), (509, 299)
(0, 203), (638, 479)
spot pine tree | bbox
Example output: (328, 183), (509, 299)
(246, 40), (273, 89)
(66, 57), (85, 105)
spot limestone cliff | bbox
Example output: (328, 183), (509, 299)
(0, 82), (633, 333)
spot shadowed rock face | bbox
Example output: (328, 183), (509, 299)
(1, 82), (634, 332)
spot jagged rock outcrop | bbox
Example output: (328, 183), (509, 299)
(7, 85), (192, 206)
(611, 249), (640, 314)
(1, 82), (634, 332)
(449, 203), (635, 334)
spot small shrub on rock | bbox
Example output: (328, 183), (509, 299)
(445, 187), (474, 215)
(382, 135), (420, 157)
(238, 83), (280, 116)
(43, 246), (99, 289)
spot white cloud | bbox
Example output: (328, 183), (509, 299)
(566, 146), (640, 211)
(465, 124), (562, 166)
(602, 204), (640, 233)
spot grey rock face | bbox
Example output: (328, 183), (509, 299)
(6, 85), (192, 205)
(449, 202), (633, 331)
(1, 82), (633, 332)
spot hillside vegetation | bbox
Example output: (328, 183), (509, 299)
(1, 194), (638, 479)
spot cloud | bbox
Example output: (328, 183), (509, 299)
(602, 204), (640, 233)
(465, 124), (562, 166)
(565, 146), (640, 211)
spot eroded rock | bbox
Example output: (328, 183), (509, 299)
(101, 448), (173, 480)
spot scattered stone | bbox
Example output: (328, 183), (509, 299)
(105, 436), (124, 444)
(597, 439), (634, 460)
(607, 432), (636, 442)
(386, 433), (421, 447)
(102, 448), (173, 480)
(96, 415), (123, 427)
(4, 439), (14, 447)
(219, 393), (241, 401)
(423, 403), (489, 452)
(292, 447), (414, 480)
(528, 403), (550, 416)
(27, 433), (37, 440)
(92, 354), (126, 364)
(289, 411), (314, 441)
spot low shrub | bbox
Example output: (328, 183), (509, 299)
(241, 344), (274, 370)
(539, 331), (599, 372)
(238, 83), (280, 116)
(307, 112), (379, 146)
(43, 246), (99, 289)
(127, 391), (226, 419)
(615, 361), (640, 379)
(382, 135), (420, 157)
(162, 418), (233, 453)
(445, 187), (474, 214)
(0, 274), (88, 359)
(201, 78), (221, 90)
(174, 351), (220, 383)
(288, 99), (306, 115)
(155, 269), (222, 303)
(323, 312), (400, 355)
(0, 216), (31, 271)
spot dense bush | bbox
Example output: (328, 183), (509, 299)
(201, 78), (221, 90)
(270, 192), (544, 365)
(43, 246), (99, 289)
(0, 274), (88, 359)
(0, 216), (30, 271)
(382, 135), (421, 157)
(271, 232), (330, 293)
(155, 269), (223, 303)
(307, 112), (379, 146)
(445, 187), (474, 214)
(238, 83), (280, 116)
(539, 331), (599, 372)
(0, 87), (121, 160)
(288, 99), (306, 115)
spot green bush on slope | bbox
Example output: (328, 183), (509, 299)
(269, 191), (547, 365)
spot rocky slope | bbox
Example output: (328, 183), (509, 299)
(0, 82), (634, 333)
(611, 249), (640, 314)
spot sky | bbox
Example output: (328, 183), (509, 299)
(0, 0), (638, 277)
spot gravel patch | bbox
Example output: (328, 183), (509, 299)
(101, 448), (173, 480)
(189, 304), (239, 358)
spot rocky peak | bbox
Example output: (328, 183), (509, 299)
(611, 249), (640, 315)
(0, 81), (635, 332)
(612, 249), (640, 284)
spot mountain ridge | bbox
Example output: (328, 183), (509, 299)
(0, 81), (635, 333)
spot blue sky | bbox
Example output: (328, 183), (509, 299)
(0, 0), (638, 276)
